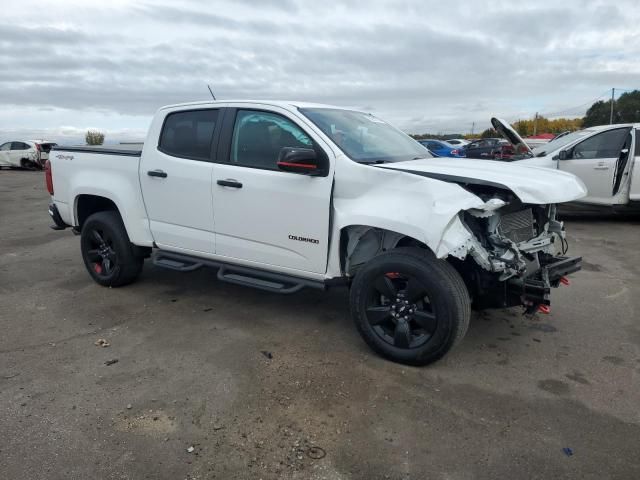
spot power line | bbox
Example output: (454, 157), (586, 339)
(539, 90), (611, 118)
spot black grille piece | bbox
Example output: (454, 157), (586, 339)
(499, 208), (535, 243)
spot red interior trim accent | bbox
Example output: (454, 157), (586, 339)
(277, 161), (316, 169)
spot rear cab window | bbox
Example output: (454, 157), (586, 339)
(158, 109), (219, 161)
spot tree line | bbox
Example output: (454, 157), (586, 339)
(412, 90), (640, 140)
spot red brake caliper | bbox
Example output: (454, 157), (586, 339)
(385, 272), (401, 279)
(94, 263), (103, 274)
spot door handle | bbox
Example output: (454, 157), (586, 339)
(594, 164), (609, 170)
(217, 179), (243, 188)
(147, 169), (168, 178)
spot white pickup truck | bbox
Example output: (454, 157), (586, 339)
(46, 101), (586, 365)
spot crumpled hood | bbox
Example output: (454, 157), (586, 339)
(377, 158), (587, 204)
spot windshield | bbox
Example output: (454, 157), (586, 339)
(299, 108), (431, 163)
(532, 129), (595, 157)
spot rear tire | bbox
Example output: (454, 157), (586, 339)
(80, 211), (144, 287)
(350, 247), (470, 366)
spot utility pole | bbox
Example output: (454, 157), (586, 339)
(609, 87), (615, 124)
(533, 112), (538, 136)
(471, 122), (475, 136)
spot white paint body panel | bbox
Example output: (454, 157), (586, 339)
(50, 100), (588, 282)
(378, 158), (587, 204)
(50, 151), (154, 247)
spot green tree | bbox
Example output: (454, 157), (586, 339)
(86, 130), (105, 145)
(583, 100), (614, 127)
(616, 90), (640, 123)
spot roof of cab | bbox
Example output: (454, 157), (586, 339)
(584, 123), (640, 131)
(159, 100), (356, 112)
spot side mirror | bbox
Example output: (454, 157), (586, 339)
(558, 149), (569, 160)
(277, 147), (327, 176)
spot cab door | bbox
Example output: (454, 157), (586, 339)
(211, 107), (334, 274)
(139, 108), (220, 254)
(558, 127), (631, 204)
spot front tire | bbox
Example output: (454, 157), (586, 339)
(350, 247), (470, 366)
(80, 211), (144, 287)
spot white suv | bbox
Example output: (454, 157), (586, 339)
(0, 140), (57, 169)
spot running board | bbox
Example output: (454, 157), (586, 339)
(152, 251), (325, 294)
(153, 252), (203, 271)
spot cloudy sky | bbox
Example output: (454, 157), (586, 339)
(2, 0), (640, 144)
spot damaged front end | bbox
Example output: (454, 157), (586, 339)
(449, 193), (582, 313)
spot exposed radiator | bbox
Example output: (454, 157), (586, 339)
(499, 208), (535, 244)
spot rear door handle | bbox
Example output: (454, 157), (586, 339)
(147, 169), (168, 178)
(594, 164), (609, 170)
(217, 179), (243, 188)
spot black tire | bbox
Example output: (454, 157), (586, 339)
(350, 247), (470, 366)
(80, 211), (144, 287)
(20, 158), (37, 170)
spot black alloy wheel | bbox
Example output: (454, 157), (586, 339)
(350, 247), (470, 366)
(85, 228), (118, 278)
(365, 272), (437, 349)
(80, 211), (144, 287)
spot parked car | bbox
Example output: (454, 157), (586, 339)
(462, 138), (507, 159)
(417, 139), (465, 158)
(515, 123), (640, 210)
(444, 138), (470, 147)
(46, 101), (585, 366)
(492, 144), (516, 161)
(0, 140), (57, 169)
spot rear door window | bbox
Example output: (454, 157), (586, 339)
(11, 142), (29, 150)
(158, 109), (219, 161)
(0, 142), (10, 151)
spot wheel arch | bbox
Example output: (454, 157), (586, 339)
(75, 194), (120, 229)
(339, 225), (432, 276)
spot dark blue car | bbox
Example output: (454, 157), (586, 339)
(418, 139), (465, 158)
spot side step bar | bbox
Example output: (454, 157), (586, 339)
(152, 251), (326, 294)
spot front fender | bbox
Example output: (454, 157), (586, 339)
(326, 157), (484, 276)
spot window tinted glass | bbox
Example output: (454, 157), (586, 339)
(572, 128), (630, 159)
(635, 130), (640, 156)
(0, 142), (10, 151)
(230, 110), (313, 169)
(300, 108), (431, 163)
(11, 142), (28, 150)
(159, 109), (218, 160)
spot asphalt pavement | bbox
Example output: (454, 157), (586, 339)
(1, 170), (639, 479)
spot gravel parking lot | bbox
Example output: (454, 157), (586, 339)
(1, 170), (639, 479)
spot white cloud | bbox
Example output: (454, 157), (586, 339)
(1, 0), (640, 142)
